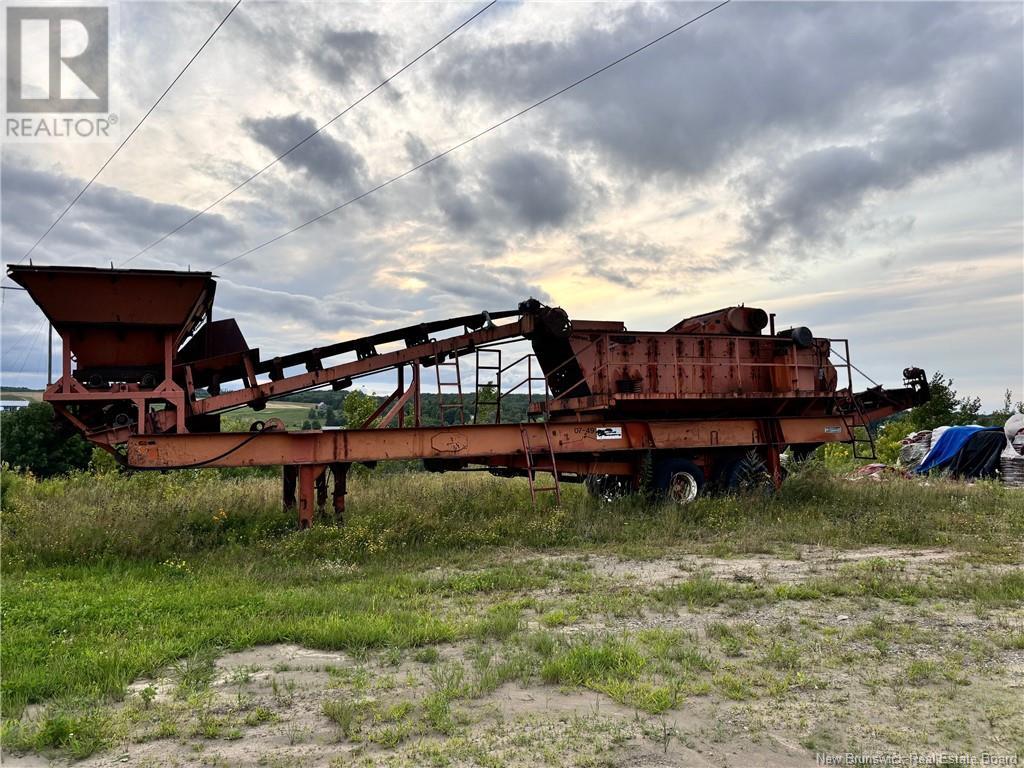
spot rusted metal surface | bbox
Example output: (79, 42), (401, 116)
(536, 314), (838, 416)
(124, 414), (903, 475)
(9, 265), (213, 381)
(8, 264), (929, 524)
(667, 306), (769, 335)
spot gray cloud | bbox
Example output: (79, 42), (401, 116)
(389, 260), (550, 308)
(574, 232), (729, 293)
(440, 4), (1018, 177)
(404, 133), (480, 231)
(401, 137), (590, 237)
(309, 29), (392, 87)
(434, 2), (1021, 257)
(486, 149), (582, 231)
(739, 54), (1023, 253)
(0, 159), (239, 266)
(216, 278), (416, 331)
(241, 113), (369, 191)
(575, 232), (672, 289)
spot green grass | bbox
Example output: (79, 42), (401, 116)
(761, 641), (803, 671)
(778, 564), (1024, 607)
(472, 603), (523, 640)
(534, 629), (721, 714)
(706, 621), (754, 657)
(541, 637), (648, 687)
(713, 671), (755, 701)
(905, 659), (943, 686)
(2, 464), (1022, 759)
(3, 474), (1020, 725)
(0, 389), (43, 402)
(1, 557), (558, 718)
(4, 462), (1022, 568)
(651, 573), (741, 608)
(322, 697), (368, 740)
(1, 704), (112, 759)
(413, 647), (440, 664)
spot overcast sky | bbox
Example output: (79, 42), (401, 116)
(2, 0), (1021, 407)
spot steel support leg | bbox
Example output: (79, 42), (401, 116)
(767, 445), (783, 488)
(315, 470), (328, 512)
(330, 462), (349, 523)
(297, 465), (318, 529)
(763, 418), (785, 489)
(283, 465), (297, 510)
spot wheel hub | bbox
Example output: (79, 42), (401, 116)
(668, 471), (699, 504)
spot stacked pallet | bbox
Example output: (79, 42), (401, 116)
(999, 413), (1024, 488)
(898, 430), (932, 471)
(1000, 455), (1024, 488)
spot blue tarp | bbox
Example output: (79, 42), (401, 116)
(914, 426), (986, 474)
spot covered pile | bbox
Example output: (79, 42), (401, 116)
(911, 413), (1024, 484)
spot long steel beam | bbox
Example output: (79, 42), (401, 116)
(127, 416), (855, 469)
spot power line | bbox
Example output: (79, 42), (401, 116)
(2, 319), (42, 365)
(17, 0), (244, 264)
(213, 0), (731, 271)
(15, 320), (48, 377)
(122, 0), (496, 267)
(3, 317), (46, 377)
(0, 288), (34, 373)
(831, 347), (880, 388)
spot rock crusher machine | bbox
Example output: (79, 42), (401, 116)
(8, 265), (929, 526)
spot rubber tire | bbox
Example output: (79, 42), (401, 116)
(653, 457), (705, 505)
(723, 451), (775, 495)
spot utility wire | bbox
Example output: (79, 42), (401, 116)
(831, 348), (880, 388)
(16, 321), (48, 376)
(0, 289), (41, 376)
(2, 317), (43, 365)
(6, 318), (47, 377)
(122, 0), (497, 266)
(16, 0), (244, 264)
(213, 0), (731, 270)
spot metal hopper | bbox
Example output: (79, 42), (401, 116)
(7, 264), (215, 385)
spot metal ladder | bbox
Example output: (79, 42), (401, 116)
(474, 348), (502, 424)
(434, 355), (466, 426)
(830, 341), (878, 460)
(839, 393), (877, 460)
(520, 424), (561, 505)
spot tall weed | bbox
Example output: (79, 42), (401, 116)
(2, 464), (1021, 565)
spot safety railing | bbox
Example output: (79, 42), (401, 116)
(465, 338), (552, 423)
(463, 333), (865, 422)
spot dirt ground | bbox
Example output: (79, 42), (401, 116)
(6, 546), (1023, 767)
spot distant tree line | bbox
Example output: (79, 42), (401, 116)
(281, 386), (542, 428)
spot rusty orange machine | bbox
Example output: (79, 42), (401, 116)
(8, 264), (929, 525)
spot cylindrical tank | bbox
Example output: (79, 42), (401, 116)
(776, 326), (814, 348)
(668, 306), (769, 335)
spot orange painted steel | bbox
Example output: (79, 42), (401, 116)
(7, 264), (929, 523)
(127, 416), (884, 469)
